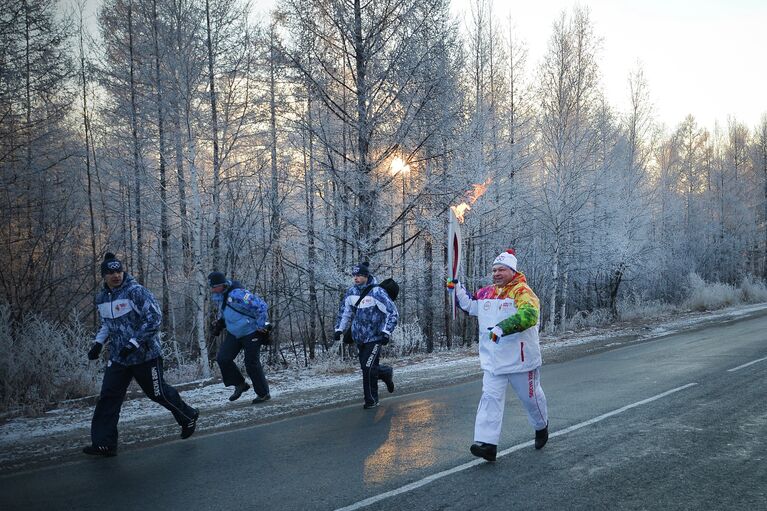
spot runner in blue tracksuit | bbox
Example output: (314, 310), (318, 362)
(334, 262), (399, 408)
(84, 253), (198, 457)
(208, 271), (271, 404)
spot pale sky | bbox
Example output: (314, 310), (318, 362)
(76, 0), (766, 133)
(452, 0), (767, 132)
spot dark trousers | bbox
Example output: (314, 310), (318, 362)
(358, 342), (392, 405)
(91, 357), (196, 448)
(216, 331), (270, 397)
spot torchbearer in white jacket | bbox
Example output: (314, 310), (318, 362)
(448, 249), (549, 462)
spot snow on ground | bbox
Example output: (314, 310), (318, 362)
(1, 302), (766, 473)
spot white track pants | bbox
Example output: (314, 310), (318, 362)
(474, 368), (548, 445)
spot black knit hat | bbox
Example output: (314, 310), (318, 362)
(351, 262), (370, 277)
(100, 252), (124, 276)
(208, 271), (227, 287)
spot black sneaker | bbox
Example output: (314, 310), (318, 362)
(83, 445), (117, 457)
(181, 409), (199, 439)
(383, 375), (394, 393)
(229, 382), (250, 402)
(535, 423), (549, 450)
(470, 442), (497, 461)
(252, 393), (271, 404)
(363, 401), (379, 409)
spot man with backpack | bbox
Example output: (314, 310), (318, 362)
(333, 262), (399, 409)
(208, 272), (271, 404)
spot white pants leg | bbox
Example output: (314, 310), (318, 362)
(474, 372), (509, 445)
(508, 369), (548, 431)
(474, 368), (548, 445)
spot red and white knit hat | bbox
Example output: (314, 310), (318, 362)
(492, 249), (517, 271)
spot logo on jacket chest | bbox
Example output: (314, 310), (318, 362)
(481, 300), (515, 315)
(99, 299), (134, 319)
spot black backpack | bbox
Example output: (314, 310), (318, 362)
(378, 278), (399, 301)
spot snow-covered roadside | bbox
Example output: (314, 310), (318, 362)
(1, 302), (766, 474)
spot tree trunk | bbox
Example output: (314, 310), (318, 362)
(304, 86), (319, 358)
(78, 10), (98, 315)
(205, 0), (221, 269)
(127, 0), (144, 283)
(186, 121), (211, 378)
(268, 27), (282, 355)
(353, 0), (373, 249)
(560, 267), (569, 331)
(548, 239), (559, 332)
(424, 237), (434, 353)
(171, 12), (191, 276)
(152, 0), (171, 331)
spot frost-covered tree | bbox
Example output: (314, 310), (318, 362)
(0, 0), (80, 321)
(527, 7), (602, 331)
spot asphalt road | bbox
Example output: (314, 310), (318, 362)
(2, 314), (766, 511)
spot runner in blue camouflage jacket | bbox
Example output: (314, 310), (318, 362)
(334, 262), (399, 408)
(208, 271), (271, 404)
(83, 253), (199, 457)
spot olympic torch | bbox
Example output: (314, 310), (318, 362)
(447, 206), (464, 320)
(447, 178), (491, 319)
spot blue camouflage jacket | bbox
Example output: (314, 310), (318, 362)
(335, 276), (399, 344)
(94, 274), (163, 366)
(212, 280), (268, 338)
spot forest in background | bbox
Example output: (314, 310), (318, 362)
(2, 0), (766, 409)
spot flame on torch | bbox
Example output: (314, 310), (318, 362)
(450, 177), (492, 223)
(451, 203), (471, 222)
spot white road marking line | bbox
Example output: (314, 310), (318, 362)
(334, 382), (698, 511)
(727, 356), (767, 372)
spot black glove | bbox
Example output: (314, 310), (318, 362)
(119, 340), (139, 358)
(333, 330), (342, 341)
(256, 322), (273, 346)
(211, 318), (225, 337)
(87, 342), (102, 360)
(380, 333), (391, 345)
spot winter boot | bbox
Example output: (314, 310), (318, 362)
(229, 382), (250, 402)
(181, 408), (200, 439)
(470, 442), (497, 462)
(83, 445), (117, 457)
(535, 423), (549, 450)
(252, 393), (271, 404)
(383, 375), (394, 393)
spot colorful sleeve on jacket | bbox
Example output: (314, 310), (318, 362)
(131, 285), (162, 345)
(497, 282), (540, 335)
